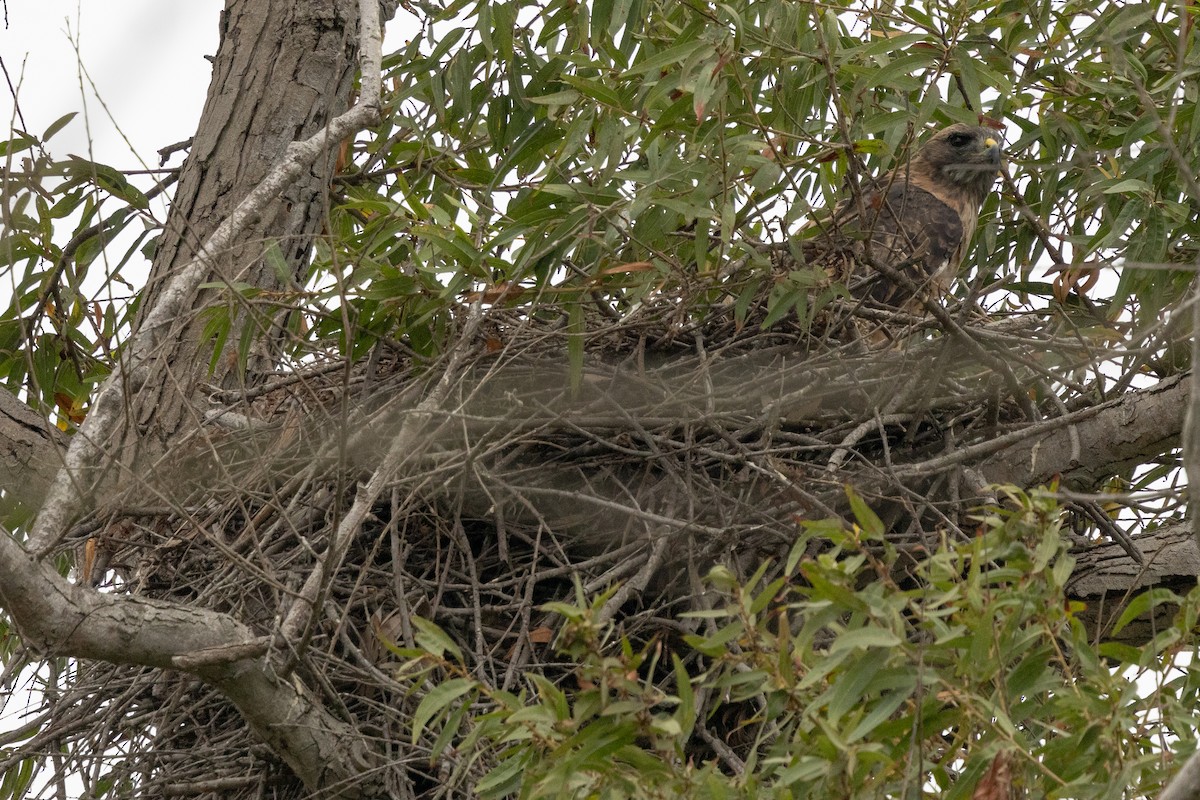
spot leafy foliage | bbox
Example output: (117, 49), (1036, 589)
(310, 0), (1200, 363)
(0, 115), (160, 426)
(4, 0), (1198, 402)
(3, 0), (1200, 797)
(394, 488), (1200, 799)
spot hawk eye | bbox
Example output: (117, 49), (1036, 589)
(947, 132), (974, 147)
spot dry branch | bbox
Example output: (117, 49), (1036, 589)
(0, 0), (393, 796)
(0, 530), (380, 795)
(978, 374), (1187, 489)
(24, 0), (386, 556)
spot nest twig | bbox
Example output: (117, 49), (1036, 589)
(9, 280), (1141, 798)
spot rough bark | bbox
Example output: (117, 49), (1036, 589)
(1162, 746), (1200, 800)
(0, 390), (65, 510)
(978, 374), (1186, 490)
(0, 1), (392, 795)
(1068, 521), (1199, 644)
(0, 532), (384, 797)
(122, 0), (361, 475)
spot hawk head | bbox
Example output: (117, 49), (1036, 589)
(910, 123), (1003, 208)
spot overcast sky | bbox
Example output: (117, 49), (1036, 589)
(1, 1), (224, 168)
(0, 1), (423, 314)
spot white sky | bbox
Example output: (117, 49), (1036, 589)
(0, 0), (422, 354)
(0, 2), (1188, 795)
(1, 1), (223, 168)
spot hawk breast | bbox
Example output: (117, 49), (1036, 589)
(845, 182), (966, 308)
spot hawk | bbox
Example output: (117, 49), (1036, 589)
(805, 123), (1003, 315)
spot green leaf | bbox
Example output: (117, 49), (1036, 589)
(672, 654), (696, 739)
(846, 678), (916, 742)
(42, 112), (77, 141)
(1109, 588), (1180, 636)
(1101, 178), (1151, 195)
(477, 755), (527, 798)
(528, 90), (582, 106)
(0, 134), (36, 157)
(1005, 647), (1054, 696)
(852, 53), (935, 97)
(844, 485), (885, 538)
(411, 677), (476, 743)
(411, 616), (464, 663)
(824, 653), (882, 722)
(620, 38), (712, 78)
(560, 74), (625, 109)
(491, 120), (559, 183)
(829, 626), (902, 654)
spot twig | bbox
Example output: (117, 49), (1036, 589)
(699, 725), (746, 775)
(27, 0), (386, 556)
(160, 775), (264, 796)
(1072, 500), (1145, 567)
(279, 300), (485, 644)
(511, 484), (729, 538)
(827, 413), (912, 473)
(597, 529), (671, 625)
(889, 401), (1109, 479)
(156, 137), (194, 166)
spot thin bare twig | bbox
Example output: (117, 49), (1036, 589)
(26, 0), (386, 556)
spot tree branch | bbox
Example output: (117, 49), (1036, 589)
(0, 389), (65, 510)
(1162, 748), (1200, 800)
(976, 374), (1186, 489)
(26, 0), (386, 556)
(0, 1), (392, 795)
(0, 531), (381, 796)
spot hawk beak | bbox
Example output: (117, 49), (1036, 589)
(981, 137), (1003, 177)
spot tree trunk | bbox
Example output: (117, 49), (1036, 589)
(0, 0), (1192, 795)
(0, 388), (65, 512)
(122, 0), (360, 477)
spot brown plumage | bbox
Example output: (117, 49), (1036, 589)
(804, 123), (1003, 313)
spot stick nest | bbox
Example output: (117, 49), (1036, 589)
(7, 282), (1128, 798)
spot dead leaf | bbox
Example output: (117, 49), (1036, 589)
(528, 626), (555, 644)
(598, 261), (654, 275)
(978, 114), (1007, 131)
(971, 751), (1012, 800)
(53, 392), (86, 424)
(1049, 265), (1100, 303)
